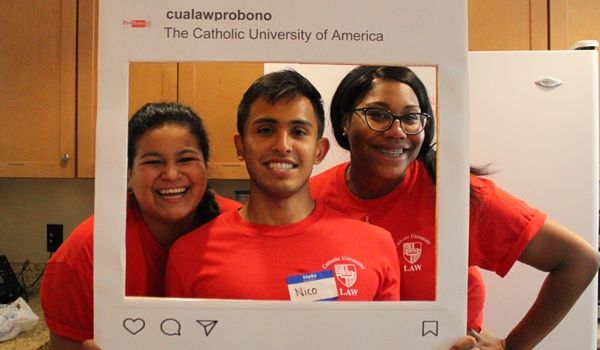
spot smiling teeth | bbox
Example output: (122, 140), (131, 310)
(379, 149), (404, 157)
(158, 188), (187, 198)
(268, 162), (295, 171)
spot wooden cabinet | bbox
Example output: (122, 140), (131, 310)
(78, 60), (180, 178)
(4, 1), (599, 178)
(178, 62), (263, 179)
(468, 0), (548, 51)
(469, 0), (600, 52)
(127, 61), (263, 179)
(128, 63), (179, 117)
(0, 0), (77, 178)
(549, 0), (600, 50)
(76, 0), (98, 178)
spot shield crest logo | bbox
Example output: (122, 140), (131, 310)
(334, 264), (357, 287)
(403, 242), (422, 264)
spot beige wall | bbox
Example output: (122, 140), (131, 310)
(0, 179), (95, 263)
(0, 179), (247, 263)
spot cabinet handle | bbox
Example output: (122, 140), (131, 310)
(61, 154), (70, 162)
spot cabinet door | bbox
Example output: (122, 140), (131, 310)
(76, 0), (178, 177)
(468, 0), (548, 51)
(77, 0), (98, 178)
(0, 0), (77, 178)
(178, 62), (264, 179)
(549, 0), (600, 50)
(128, 63), (179, 118)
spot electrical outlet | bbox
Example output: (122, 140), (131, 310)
(47, 224), (63, 252)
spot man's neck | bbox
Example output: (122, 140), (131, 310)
(239, 189), (316, 226)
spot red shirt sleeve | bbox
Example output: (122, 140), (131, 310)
(469, 175), (547, 277)
(41, 216), (95, 343)
(466, 266), (485, 332)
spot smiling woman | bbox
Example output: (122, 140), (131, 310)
(126, 110), (209, 248)
(39, 103), (243, 350)
(309, 65), (600, 350)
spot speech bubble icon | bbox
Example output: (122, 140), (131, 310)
(160, 318), (181, 336)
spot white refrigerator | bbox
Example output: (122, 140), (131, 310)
(469, 50), (599, 349)
(274, 50), (598, 348)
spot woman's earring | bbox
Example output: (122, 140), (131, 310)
(342, 129), (347, 137)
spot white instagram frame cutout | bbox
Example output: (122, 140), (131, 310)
(95, 0), (471, 348)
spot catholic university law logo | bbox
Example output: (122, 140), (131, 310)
(403, 242), (422, 264)
(334, 264), (357, 287)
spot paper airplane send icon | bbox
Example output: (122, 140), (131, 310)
(196, 320), (218, 336)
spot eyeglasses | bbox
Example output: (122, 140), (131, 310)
(353, 108), (431, 135)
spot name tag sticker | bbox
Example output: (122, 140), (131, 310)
(287, 270), (339, 301)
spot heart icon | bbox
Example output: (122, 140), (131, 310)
(123, 318), (145, 335)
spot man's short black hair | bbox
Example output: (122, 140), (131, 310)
(237, 69), (325, 138)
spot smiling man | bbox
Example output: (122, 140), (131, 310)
(165, 70), (400, 302)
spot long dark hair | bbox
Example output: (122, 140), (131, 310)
(330, 66), (488, 202)
(128, 102), (220, 224)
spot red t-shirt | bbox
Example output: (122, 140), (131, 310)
(40, 194), (242, 342)
(467, 267), (485, 332)
(309, 161), (546, 330)
(166, 202), (400, 301)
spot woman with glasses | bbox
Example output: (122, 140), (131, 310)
(310, 66), (599, 350)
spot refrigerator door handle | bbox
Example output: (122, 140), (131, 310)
(535, 78), (563, 88)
